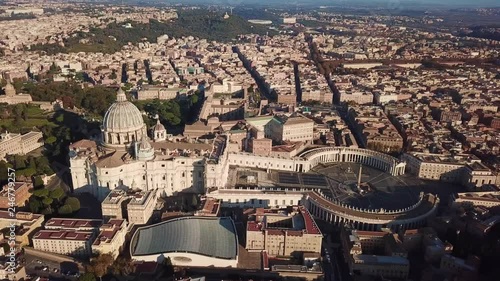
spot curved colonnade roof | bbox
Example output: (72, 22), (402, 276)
(307, 191), (439, 223)
(299, 147), (399, 163)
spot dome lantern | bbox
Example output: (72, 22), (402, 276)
(116, 87), (127, 102)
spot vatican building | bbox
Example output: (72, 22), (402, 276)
(69, 89), (229, 201)
(69, 89), (442, 232)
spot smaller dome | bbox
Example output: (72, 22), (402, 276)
(135, 136), (154, 161)
(139, 136), (152, 150)
(4, 81), (16, 96)
(153, 119), (166, 132)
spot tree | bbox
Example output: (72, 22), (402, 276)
(42, 197), (53, 206)
(110, 257), (133, 276)
(32, 188), (49, 198)
(191, 194), (198, 208)
(45, 136), (57, 144)
(28, 157), (37, 170)
(35, 156), (54, 175)
(79, 273), (96, 281)
(48, 62), (61, 74)
(65, 197), (81, 212)
(109, 71), (117, 80)
(58, 204), (73, 214)
(0, 161), (9, 185)
(14, 155), (26, 169)
(29, 198), (42, 213)
(75, 72), (85, 81)
(190, 94), (199, 104)
(50, 187), (65, 200)
(87, 254), (114, 281)
(41, 206), (53, 215)
(17, 168), (36, 177)
(33, 176), (44, 188)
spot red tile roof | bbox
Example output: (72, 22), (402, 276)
(0, 182), (30, 195)
(93, 228), (119, 246)
(247, 221), (262, 232)
(34, 230), (93, 241)
(299, 206), (321, 235)
(134, 261), (159, 274)
(196, 197), (221, 216)
(109, 219), (125, 226)
(45, 218), (102, 229)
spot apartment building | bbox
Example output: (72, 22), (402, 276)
(452, 191), (500, 208)
(249, 138), (272, 156)
(266, 114), (314, 143)
(33, 230), (95, 258)
(92, 219), (128, 258)
(0, 211), (44, 246)
(348, 106), (403, 152)
(137, 85), (180, 101)
(246, 206), (322, 256)
(339, 91), (374, 105)
(0, 182), (31, 209)
(127, 190), (156, 225)
(101, 190), (130, 220)
(341, 228), (410, 280)
(403, 153), (496, 187)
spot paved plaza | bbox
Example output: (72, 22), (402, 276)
(311, 162), (464, 210)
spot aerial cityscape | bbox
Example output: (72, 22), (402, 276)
(0, 0), (499, 281)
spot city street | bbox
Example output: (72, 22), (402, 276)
(322, 235), (344, 281)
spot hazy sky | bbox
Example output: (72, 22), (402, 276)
(169, 0), (500, 8)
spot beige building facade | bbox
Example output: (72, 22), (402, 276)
(127, 190), (156, 225)
(92, 219), (128, 258)
(402, 152), (496, 187)
(0, 131), (43, 160)
(266, 115), (314, 143)
(246, 206), (322, 256)
(33, 230), (95, 258)
(341, 228), (410, 280)
(0, 81), (32, 105)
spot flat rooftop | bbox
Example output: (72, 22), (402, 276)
(128, 190), (153, 206)
(103, 190), (128, 205)
(45, 218), (103, 229)
(354, 254), (409, 265)
(33, 230), (93, 241)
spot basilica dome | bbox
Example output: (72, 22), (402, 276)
(102, 88), (147, 147)
(3, 81), (16, 96)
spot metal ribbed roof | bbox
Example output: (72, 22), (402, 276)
(131, 217), (238, 259)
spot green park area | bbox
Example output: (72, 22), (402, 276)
(29, 10), (275, 55)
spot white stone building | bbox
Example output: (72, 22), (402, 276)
(0, 81), (32, 105)
(0, 131), (43, 161)
(92, 219), (128, 258)
(69, 89), (229, 201)
(33, 230), (95, 258)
